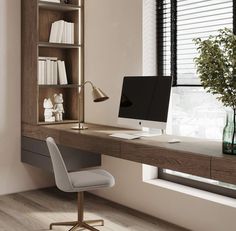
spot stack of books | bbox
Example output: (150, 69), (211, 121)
(49, 20), (75, 44)
(38, 57), (68, 85)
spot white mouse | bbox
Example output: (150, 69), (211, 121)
(168, 139), (181, 144)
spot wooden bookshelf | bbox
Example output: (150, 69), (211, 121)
(21, 0), (84, 125)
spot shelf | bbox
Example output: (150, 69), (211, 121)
(38, 84), (79, 89)
(38, 42), (81, 49)
(38, 120), (78, 125)
(22, 0), (82, 125)
(38, 1), (81, 11)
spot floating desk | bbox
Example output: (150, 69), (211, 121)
(22, 123), (236, 185)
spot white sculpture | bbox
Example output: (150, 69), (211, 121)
(54, 93), (64, 121)
(43, 98), (55, 122)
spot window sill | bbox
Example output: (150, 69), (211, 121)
(144, 178), (236, 208)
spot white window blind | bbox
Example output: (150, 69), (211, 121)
(162, 0), (233, 85)
(143, 0), (157, 75)
(163, 0), (171, 76)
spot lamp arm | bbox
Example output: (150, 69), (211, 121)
(78, 81), (95, 89)
(77, 81), (95, 130)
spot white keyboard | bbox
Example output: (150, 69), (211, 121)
(109, 133), (141, 140)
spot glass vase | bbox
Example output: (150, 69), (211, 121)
(222, 109), (236, 155)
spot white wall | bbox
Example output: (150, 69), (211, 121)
(84, 1), (236, 230)
(84, 0), (143, 125)
(0, 0), (54, 196)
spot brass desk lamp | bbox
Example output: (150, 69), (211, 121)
(72, 81), (109, 130)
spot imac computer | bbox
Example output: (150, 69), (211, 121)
(116, 76), (172, 137)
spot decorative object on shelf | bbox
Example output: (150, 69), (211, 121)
(54, 93), (65, 122)
(72, 81), (109, 130)
(43, 98), (56, 122)
(194, 28), (236, 155)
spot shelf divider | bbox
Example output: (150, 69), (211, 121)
(38, 1), (81, 11)
(38, 84), (79, 89)
(38, 42), (81, 49)
(38, 120), (78, 125)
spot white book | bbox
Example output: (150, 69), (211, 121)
(62, 21), (67, 43)
(41, 61), (46, 84)
(39, 56), (58, 61)
(38, 61), (42, 84)
(58, 60), (68, 84)
(56, 20), (65, 43)
(57, 61), (63, 84)
(53, 61), (58, 84)
(67, 22), (72, 44)
(50, 61), (54, 85)
(38, 60), (46, 84)
(49, 21), (58, 43)
(61, 61), (68, 84)
(46, 60), (51, 84)
(71, 23), (74, 44)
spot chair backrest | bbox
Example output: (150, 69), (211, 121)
(46, 137), (72, 192)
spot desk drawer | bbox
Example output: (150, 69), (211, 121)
(22, 136), (101, 172)
(22, 150), (53, 171)
(211, 157), (236, 185)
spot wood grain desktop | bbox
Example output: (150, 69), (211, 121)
(22, 123), (236, 185)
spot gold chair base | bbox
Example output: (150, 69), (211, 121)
(50, 219), (104, 231)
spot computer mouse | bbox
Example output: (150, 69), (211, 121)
(168, 139), (181, 144)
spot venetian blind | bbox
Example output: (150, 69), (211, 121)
(161, 0), (233, 85)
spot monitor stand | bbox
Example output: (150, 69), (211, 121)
(135, 128), (165, 137)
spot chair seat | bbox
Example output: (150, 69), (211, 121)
(69, 169), (115, 191)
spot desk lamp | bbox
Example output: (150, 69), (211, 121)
(72, 81), (109, 130)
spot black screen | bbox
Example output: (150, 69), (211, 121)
(118, 76), (172, 122)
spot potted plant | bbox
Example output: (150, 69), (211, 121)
(194, 28), (236, 155)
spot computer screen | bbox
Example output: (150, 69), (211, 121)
(118, 76), (172, 130)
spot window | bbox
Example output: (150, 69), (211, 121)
(157, 0), (235, 86)
(156, 0), (236, 198)
(159, 169), (236, 198)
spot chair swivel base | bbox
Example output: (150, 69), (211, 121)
(50, 219), (104, 231)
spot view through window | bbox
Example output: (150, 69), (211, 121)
(156, 0), (236, 197)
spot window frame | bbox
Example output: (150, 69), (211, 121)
(156, 0), (236, 197)
(158, 168), (236, 198)
(156, 0), (236, 87)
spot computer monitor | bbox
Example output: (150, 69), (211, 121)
(118, 76), (172, 130)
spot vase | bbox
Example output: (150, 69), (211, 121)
(222, 109), (236, 155)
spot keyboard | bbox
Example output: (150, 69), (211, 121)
(109, 133), (141, 140)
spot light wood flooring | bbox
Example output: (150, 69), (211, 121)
(0, 188), (188, 231)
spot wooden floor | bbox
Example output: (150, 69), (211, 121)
(0, 188), (188, 231)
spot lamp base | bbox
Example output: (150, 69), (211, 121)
(71, 123), (88, 130)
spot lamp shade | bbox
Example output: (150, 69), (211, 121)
(92, 87), (109, 102)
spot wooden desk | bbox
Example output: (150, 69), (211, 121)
(22, 123), (236, 185)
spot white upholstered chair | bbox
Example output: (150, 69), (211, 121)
(46, 137), (115, 231)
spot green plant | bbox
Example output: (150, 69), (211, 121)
(194, 28), (236, 154)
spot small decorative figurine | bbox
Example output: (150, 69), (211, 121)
(54, 93), (64, 122)
(43, 98), (55, 122)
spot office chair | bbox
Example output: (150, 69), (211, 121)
(46, 137), (115, 231)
